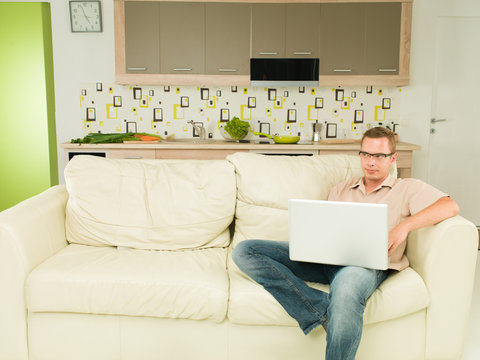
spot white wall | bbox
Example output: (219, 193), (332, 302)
(399, 0), (480, 180)
(5, 0), (458, 183)
(49, 0), (116, 181)
(397, 0), (437, 180)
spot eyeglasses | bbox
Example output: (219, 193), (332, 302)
(358, 151), (395, 160)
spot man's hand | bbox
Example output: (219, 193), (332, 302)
(388, 223), (409, 256)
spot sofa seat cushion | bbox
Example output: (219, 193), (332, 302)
(227, 253), (429, 326)
(65, 156), (236, 250)
(26, 244), (229, 323)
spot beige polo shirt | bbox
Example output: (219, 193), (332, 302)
(327, 175), (448, 271)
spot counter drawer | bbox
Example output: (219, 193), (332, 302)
(108, 149), (156, 160)
(155, 149), (247, 160)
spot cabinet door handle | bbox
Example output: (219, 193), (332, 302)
(259, 52), (278, 56)
(127, 67), (147, 71)
(173, 68), (192, 72)
(333, 69), (352, 72)
(219, 68), (237, 72)
(123, 156), (142, 159)
(378, 68), (397, 72)
(293, 52), (312, 55)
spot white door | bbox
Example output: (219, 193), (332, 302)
(428, 16), (480, 226)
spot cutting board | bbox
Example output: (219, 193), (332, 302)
(123, 140), (160, 144)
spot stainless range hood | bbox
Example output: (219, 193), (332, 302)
(250, 58), (319, 86)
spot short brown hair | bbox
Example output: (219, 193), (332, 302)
(361, 127), (396, 153)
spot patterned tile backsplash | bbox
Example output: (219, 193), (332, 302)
(80, 83), (402, 141)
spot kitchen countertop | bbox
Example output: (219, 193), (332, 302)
(61, 140), (421, 151)
(61, 139), (421, 178)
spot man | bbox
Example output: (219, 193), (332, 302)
(232, 127), (459, 360)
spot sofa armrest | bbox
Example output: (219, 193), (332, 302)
(0, 185), (68, 360)
(406, 215), (478, 360)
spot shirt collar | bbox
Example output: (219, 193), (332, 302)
(350, 174), (395, 194)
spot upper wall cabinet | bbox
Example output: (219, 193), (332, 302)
(318, 0), (411, 85)
(320, 3), (365, 75)
(116, 0), (250, 85)
(159, 2), (205, 75)
(252, 4), (321, 58)
(114, 0), (412, 86)
(205, 3), (251, 75)
(364, 2), (402, 75)
(320, 2), (401, 76)
(251, 4), (285, 58)
(124, 1), (160, 74)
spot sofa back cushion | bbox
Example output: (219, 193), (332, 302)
(226, 153), (396, 246)
(64, 156), (236, 250)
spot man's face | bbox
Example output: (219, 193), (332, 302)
(360, 137), (397, 183)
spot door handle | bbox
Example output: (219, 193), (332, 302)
(431, 118), (447, 123)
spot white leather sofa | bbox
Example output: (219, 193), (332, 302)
(0, 153), (477, 360)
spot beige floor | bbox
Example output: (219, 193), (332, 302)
(461, 251), (480, 360)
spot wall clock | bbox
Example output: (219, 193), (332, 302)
(69, 1), (103, 33)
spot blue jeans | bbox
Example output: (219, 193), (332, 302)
(232, 240), (389, 360)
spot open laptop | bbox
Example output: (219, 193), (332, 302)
(288, 199), (389, 270)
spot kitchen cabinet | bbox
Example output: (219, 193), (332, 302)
(155, 149), (244, 160)
(159, 2), (205, 75)
(114, 0), (412, 86)
(116, 0), (249, 85)
(319, 3), (365, 75)
(124, 1), (160, 74)
(364, 2), (401, 75)
(320, 2), (401, 76)
(252, 4), (320, 58)
(108, 149), (156, 159)
(251, 4), (285, 58)
(285, 4), (321, 58)
(318, 0), (411, 85)
(124, 1), (205, 75)
(205, 3), (251, 75)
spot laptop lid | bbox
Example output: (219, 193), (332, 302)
(288, 199), (389, 270)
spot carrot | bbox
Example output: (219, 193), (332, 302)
(139, 135), (160, 141)
(132, 133), (161, 141)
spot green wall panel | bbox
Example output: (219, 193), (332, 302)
(0, 2), (58, 212)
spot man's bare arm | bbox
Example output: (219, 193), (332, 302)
(388, 196), (460, 255)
